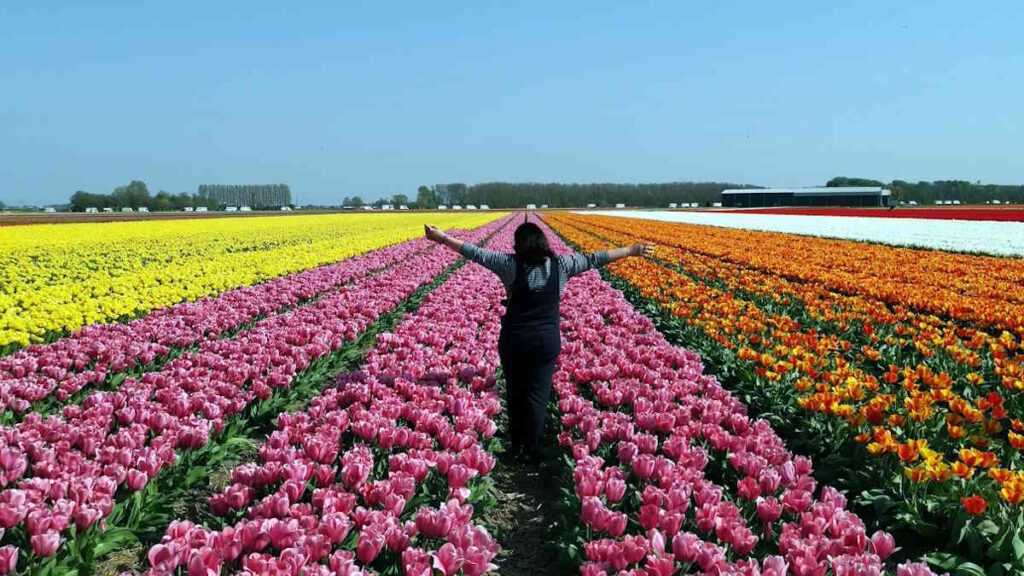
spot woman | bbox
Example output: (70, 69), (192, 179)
(425, 220), (653, 462)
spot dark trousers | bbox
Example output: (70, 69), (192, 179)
(498, 328), (561, 452)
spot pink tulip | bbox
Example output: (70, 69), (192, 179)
(30, 531), (60, 557)
(898, 562), (941, 576)
(125, 469), (148, 491)
(0, 546), (18, 575)
(432, 542), (463, 575)
(869, 530), (897, 560)
(186, 547), (221, 576)
(356, 528), (386, 564)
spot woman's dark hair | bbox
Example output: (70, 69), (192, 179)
(513, 222), (554, 264)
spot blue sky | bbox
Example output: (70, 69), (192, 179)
(1, 1), (1021, 206)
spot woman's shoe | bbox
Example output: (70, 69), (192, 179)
(521, 448), (543, 466)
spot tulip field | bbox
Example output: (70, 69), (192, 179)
(0, 209), (1010, 576)
(544, 211), (1024, 576)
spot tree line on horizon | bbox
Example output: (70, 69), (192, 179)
(69, 181), (220, 212)
(826, 177), (1024, 204)
(54, 177), (1024, 212)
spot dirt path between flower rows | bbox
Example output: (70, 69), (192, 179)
(488, 459), (560, 575)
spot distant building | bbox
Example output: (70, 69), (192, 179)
(399, 205), (409, 210)
(85, 207), (98, 213)
(138, 206), (149, 212)
(122, 207), (133, 212)
(586, 203), (596, 208)
(540, 204), (548, 209)
(526, 204), (537, 210)
(479, 204), (489, 210)
(102, 207), (113, 213)
(196, 206), (208, 212)
(668, 203), (678, 208)
(452, 205), (463, 210)
(721, 187), (891, 208)
(198, 184), (291, 209)
(44, 207), (56, 213)
(466, 204), (477, 210)
(615, 203), (625, 208)
(437, 205), (447, 210)
(225, 206), (238, 212)
(184, 206), (194, 212)
(240, 206), (252, 212)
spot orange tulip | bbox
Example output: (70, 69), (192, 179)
(952, 461), (974, 479)
(961, 495), (987, 515)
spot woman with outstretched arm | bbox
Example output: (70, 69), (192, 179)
(425, 220), (653, 463)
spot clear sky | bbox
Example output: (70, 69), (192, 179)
(1, 1), (1021, 206)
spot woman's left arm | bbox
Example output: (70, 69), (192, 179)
(425, 225), (515, 284)
(425, 225), (464, 253)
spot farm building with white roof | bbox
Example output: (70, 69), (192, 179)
(721, 187), (891, 208)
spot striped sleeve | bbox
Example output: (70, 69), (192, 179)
(459, 243), (516, 286)
(557, 251), (611, 279)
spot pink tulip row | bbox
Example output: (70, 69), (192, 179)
(0, 218), (511, 572)
(533, 217), (940, 576)
(0, 237), (436, 415)
(142, 222), (519, 575)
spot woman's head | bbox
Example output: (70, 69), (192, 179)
(513, 222), (553, 264)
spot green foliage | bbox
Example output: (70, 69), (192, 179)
(197, 184), (291, 208)
(425, 181), (754, 209)
(416, 186), (439, 209)
(830, 176), (1024, 204)
(69, 182), (219, 212)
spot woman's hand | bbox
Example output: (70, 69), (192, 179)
(630, 242), (655, 257)
(424, 225), (445, 243)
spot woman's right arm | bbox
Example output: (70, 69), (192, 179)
(560, 242), (654, 278)
(606, 242), (654, 262)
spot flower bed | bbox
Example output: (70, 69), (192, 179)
(0, 219), (509, 573)
(141, 220), (518, 575)
(0, 238), (433, 417)
(535, 217), (939, 575)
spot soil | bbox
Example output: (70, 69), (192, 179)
(487, 457), (561, 575)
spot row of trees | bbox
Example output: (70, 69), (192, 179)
(197, 184), (291, 209)
(407, 182), (754, 209)
(827, 177), (1024, 204)
(69, 181), (220, 212)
